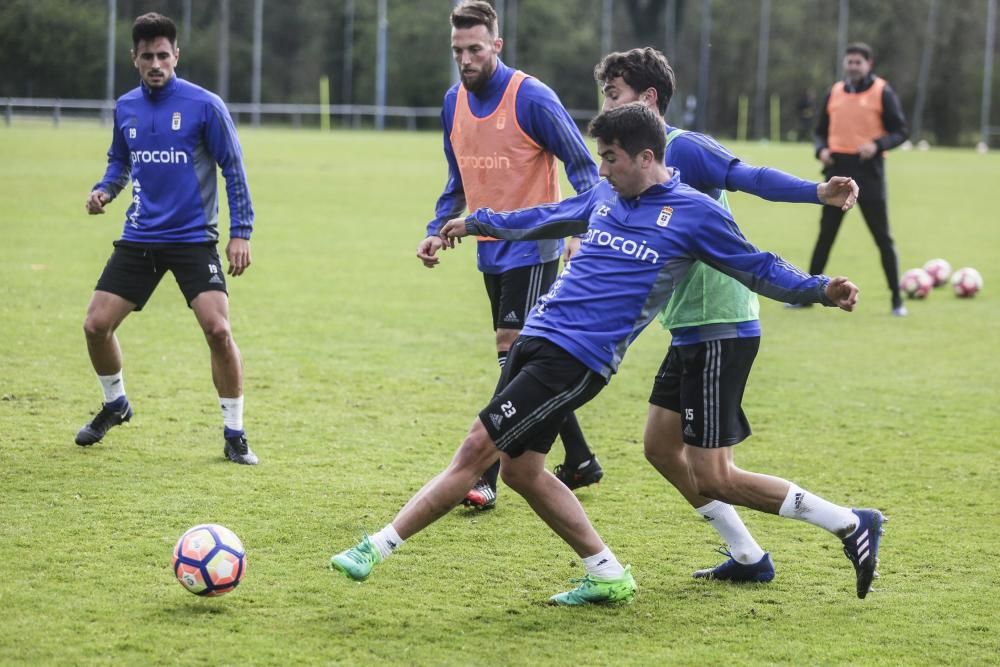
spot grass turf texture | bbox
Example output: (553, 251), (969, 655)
(1, 121), (998, 665)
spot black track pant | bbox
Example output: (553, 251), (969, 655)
(809, 198), (902, 307)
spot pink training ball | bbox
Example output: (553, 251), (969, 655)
(950, 267), (983, 298)
(922, 258), (951, 287)
(900, 268), (933, 299)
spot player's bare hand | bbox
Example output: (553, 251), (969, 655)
(858, 141), (879, 160)
(226, 238), (252, 277)
(825, 276), (859, 311)
(562, 236), (582, 264)
(439, 218), (469, 250)
(417, 235), (445, 268)
(817, 176), (859, 211)
(818, 148), (834, 167)
(86, 190), (111, 215)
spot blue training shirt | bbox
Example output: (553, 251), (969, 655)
(465, 174), (833, 379)
(426, 60), (598, 274)
(663, 125), (821, 345)
(664, 125), (820, 205)
(94, 76), (254, 244)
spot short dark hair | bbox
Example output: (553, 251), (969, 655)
(132, 13), (177, 49)
(451, 1), (498, 37)
(845, 42), (873, 61)
(594, 47), (676, 116)
(588, 102), (666, 162)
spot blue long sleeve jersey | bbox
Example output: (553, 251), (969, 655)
(666, 125), (819, 204)
(94, 76), (254, 244)
(663, 124), (821, 344)
(425, 60), (598, 273)
(465, 174), (833, 380)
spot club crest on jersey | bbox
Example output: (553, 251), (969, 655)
(496, 112), (506, 130)
(656, 206), (673, 227)
(171, 112), (182, 131)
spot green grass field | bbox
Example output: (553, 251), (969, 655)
(1, 120), (998, 665)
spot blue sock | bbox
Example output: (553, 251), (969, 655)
(106, 395), (129, 409)
(224, 427), (245, 439)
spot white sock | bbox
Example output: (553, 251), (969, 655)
(778, 483), (859, 537)
(696, 500), (766, 565)
(220, 396), (244, 432)
(370, 524), (403, 560)
(98, 371), (126, 403)
(581, 546), (625, 579)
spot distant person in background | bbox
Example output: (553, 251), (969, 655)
(77, 12), (259, 465)
(414, 0), (602, 509)
(796, 89), (816, 141)
(806, 42), (909, 316)
(682, 94), (697, 128)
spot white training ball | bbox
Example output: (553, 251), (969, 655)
(922, 258), (952, 286)
(900, 268), (933, 299)
(950, 267), (983, 298)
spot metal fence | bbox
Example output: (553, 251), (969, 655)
(1, 98), (597, 130)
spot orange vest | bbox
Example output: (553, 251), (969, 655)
(827, 77), (886, 154)
(451, 71), (561, 241)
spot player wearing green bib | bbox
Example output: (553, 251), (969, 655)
(596, 49), (880, 597)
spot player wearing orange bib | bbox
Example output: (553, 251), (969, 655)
(416, 1), (602, 508)
(808, 42), (909, 316)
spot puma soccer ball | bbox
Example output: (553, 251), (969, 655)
(951, 267), (983, 298)
(922, 258), (951, 287)
(900, 268), (933, 299)
(172, 524), (247, 596)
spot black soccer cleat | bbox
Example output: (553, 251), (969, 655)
(75, 400), (133, 446)
(224, 431), (259, 465)
(842, 508), (886, 599)
(553, 457), (604, 490)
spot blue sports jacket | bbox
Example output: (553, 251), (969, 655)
(465, 174), (833, 379)
(94, 76), (253, 244)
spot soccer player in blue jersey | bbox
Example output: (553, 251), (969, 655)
(330, 103), (870, 604)
(76, 13), (258, 465)
(594, 48), (882, 593)
(415, 1), (603, 509)
(454, 96), (883, 598)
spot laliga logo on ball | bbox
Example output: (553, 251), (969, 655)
(950, 267), (983, 298)
(900, 268), (933, 299)
(172, 524), (247, 596)
(922, 258), (951, 287)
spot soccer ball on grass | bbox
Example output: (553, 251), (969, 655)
(922, 258), (951, 287)
(900, 268), (933, 299)
(172, 524), (247, 596)
(950, 267), (982, 298)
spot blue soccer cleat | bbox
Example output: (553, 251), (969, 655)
(842, 508), (886, 599)
(693, 548), (775, 583)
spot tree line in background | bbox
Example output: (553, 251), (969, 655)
(2, 0), (997, 145)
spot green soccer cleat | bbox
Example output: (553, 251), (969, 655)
(329, 535), (382, 581)
(548, 565), (637, 606)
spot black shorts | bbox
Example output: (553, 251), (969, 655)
(648, 337), (760, 448)
(483, 260), (559, 331)
(94, 242), (227, 311)
(479, 336), (605, 457)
